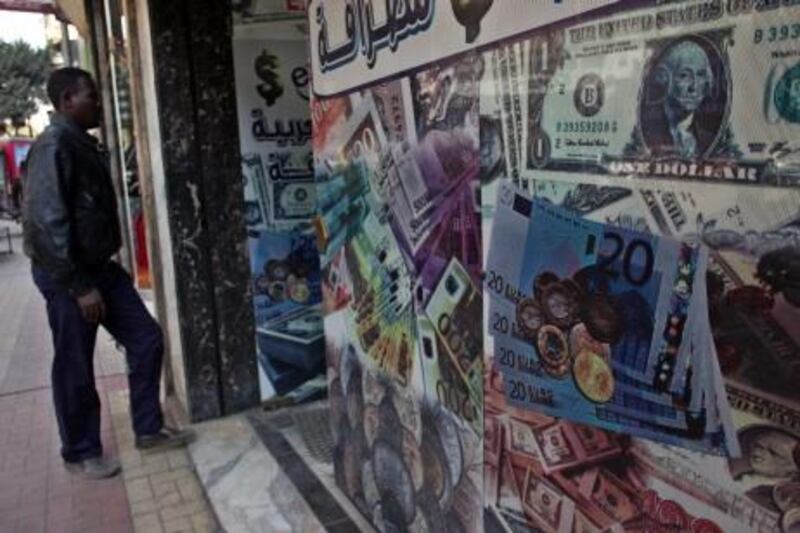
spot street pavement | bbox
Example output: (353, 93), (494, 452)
(0, 224), (218, 533)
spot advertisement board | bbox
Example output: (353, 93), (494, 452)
(312, 0), (800, 531)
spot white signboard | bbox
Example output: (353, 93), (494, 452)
(308, 0), (617, 96)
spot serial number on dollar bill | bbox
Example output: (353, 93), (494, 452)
(506, 378), (554, 407)
(555, 120), (619, 134)
(754, 23), (800, 43)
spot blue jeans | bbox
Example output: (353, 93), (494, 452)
(33, 262), (164, 462)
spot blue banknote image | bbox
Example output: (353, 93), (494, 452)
(248, 228), (322, 326)
(491, 195), (733, 454)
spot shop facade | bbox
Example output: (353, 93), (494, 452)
(74, 0), (800, 531)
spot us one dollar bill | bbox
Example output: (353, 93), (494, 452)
(503, 1), (800, 186)
(273, 181), (316, 222)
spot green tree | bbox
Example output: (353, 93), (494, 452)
(0, 40), (50, 126)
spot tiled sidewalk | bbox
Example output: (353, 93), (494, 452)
(0, 231), (219, 533)
(109, 388), (218, 533)
(0, 376), (132, 533)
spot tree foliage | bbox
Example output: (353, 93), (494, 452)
(0, 40), (50, 123)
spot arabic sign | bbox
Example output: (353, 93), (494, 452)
(308, 0), (618, 96)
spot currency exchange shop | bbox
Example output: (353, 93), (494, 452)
(113, 0), (800, 530)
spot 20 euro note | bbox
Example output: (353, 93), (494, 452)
(490, 280), (737, 454)
(525, 172), (800, 439)
(485, 182), (737, 454)
(522, 198), (706, 425)
(488, 181), (698, 398)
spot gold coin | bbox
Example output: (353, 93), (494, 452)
(536, 325), (570, 369)
(573, 350), (615, 403)
(569, 323), (610, 363)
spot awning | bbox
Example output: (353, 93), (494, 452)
(0, 0), (88, 37)
(54, 0), (88, 37)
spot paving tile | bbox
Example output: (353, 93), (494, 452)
(125, 478), (153, 504)
(45, 494), (72, 520)
(147, 469), (193, 488)
(68, 511), (105, 533)
(132, 512), (164, 533)
(175, 478), (203, 502)
(129, 497), (160, 517)
(158, 500), (206, 522)
(151, 481), (179, 500)
(121, 459), (170, 481)
(161, 516), (192, 533)
(165, 451), (190, 471)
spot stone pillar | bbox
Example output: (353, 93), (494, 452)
(142, 0), (259, 420)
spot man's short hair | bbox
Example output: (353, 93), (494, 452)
(46, 68), (93, 109)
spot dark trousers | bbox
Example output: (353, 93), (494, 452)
(32, 262), (164, 462)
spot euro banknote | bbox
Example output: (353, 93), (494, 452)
(528, 172), (800, 431)
(486, 181), (738, 454)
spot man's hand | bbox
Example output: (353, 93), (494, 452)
(77, 289), (105, 324)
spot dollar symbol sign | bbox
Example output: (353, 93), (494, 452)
(254, 49), (283, 107)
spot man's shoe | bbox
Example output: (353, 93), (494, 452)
(64, 457), (121, 479)
(135, 426), (195, 453)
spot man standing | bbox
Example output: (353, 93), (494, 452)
(23, 68), (192, 479)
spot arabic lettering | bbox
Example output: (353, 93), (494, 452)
(316, 0), (435, 73)
(251, 109), (313, 146)
(267, 152), (314, 181)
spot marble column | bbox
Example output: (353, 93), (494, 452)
(145, 0), (260, 420)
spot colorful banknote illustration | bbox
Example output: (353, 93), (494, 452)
(529, 173), (800, 436)
(308, 2), (800, 533)
(486, 182), (737, 454)
(423, 258), (483, 426)
(250, 229), (321, 325)
(483, 361), (795, 533)
(479, 2), (800, 186)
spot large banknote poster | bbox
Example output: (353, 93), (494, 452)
(314, 53), (485, 531)
(312, 0), (800, 531)
(233, 19), (324, 399)
(479, 1), (800, 532)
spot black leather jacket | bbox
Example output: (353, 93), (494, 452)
(22, 115), (121, 296)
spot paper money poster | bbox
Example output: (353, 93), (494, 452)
(478, 1), (800, 531)
(313, 54), (484, 531)
(233, 19), (323, 399)
(312, 0), (800, 531)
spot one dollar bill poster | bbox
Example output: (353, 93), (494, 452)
(486, 1), (800, 187)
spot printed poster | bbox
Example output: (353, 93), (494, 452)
(233, 19), (324, 399)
